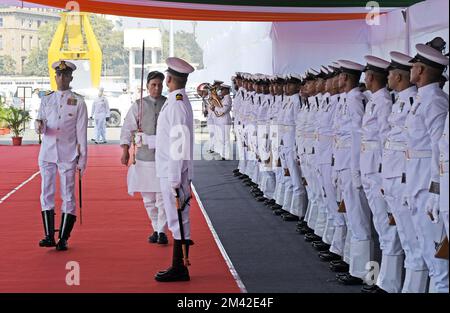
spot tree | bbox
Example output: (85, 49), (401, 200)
(162, 30), (203, 69)
(0, 55), (16, 75)
(89, 15), (128, 76)
(23, 21), (57, 76)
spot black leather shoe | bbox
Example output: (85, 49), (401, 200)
(233, 172), (243, 177)
(252, 191), (264, 197)
(297, 220), (307, 228)
(264, 199), (276, 206)
(55, 239), (68, 251)
(232, 169), (240, 174)
(282, 213), (299, 221)
(273, 209), (286, 216)
(255, 196), (267, 202)
(39, 236), (56, 247)
(55, 213), (76, 251)
(304, 233), (321, 242)
(361, 284), (388, 293)
(337, 273), (363, 285)
(297, 226), (313, 234)
(318, 251), (341, 262)
(238, 174), (248, 180)
(155, 266), (190, 282)
(158, 233), (168, 245)
(39, 210), (56, 247)
(329, 261), (349, 272)
(148, 231), (158, 243)
(312, 241), (330, 251)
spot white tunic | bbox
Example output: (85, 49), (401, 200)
(155, 88), (194, 185)
(91, 96), (110, 118)
(37, 90), (88, 168)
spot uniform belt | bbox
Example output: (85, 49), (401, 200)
(405, 149), (432, 159)
(317, 134), (333, 141)
(384, 140), (406, 152)
(300, 132), (316, 139)
(361, 141), (380, 152)
(335, 139), (351, 149)
(440, 160), (449, 175)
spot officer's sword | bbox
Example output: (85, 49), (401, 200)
(133, 40), (145, 165)
(175, 188), (190, 267)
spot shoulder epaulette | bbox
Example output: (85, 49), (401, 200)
(176, 93), (183, 101)
(44, 91), (54, 96)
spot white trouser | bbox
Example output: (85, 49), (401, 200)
(441, 171), (449, 239)
(274, 168), (286, 205)
(94, 116), (106, 142)
(282, 175), (293, 212)
(338, 168), (372, 279)
(207, 121), (215, 151)
(304, 156), (321, 230)
(215, 124), (231, 159)
(260, 170), (276, 199)
(141, 192), (167, 233)
(383, 177), (426, 271)
(39, 160), (77, 215)
(284, 148), (307, 217)
(408, 190), (449, 293)
(159, 172), (191, 240)
(318, 163), (341, 244)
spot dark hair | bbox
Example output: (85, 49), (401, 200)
(147, 71), (165, 84)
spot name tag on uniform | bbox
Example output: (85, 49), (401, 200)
(67, 97), (77, 106)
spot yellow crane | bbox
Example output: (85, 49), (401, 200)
(48, 11), (102, 90)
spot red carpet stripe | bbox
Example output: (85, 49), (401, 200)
(0, 145), (241, 293)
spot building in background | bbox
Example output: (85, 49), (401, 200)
(0, 6), (60, 74)
(124, 27), (164, 90)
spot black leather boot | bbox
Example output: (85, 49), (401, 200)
(56, 213), (76, 251)
(155, 240), (190, 282)
(39, 210), (56, 247)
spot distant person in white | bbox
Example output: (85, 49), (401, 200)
(90, 87), (110, 144)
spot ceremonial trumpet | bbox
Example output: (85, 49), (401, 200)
(197, 83), (223, 108)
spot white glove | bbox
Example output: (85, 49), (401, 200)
(170, 181), (181, 190)
(34, 119), (46, 134)
(352, 171), (362, 189)
(425, 193), (440, 223)
(76, 163), (86, 178)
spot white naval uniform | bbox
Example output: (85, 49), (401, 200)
(404, 82), (448, 293)
(335, 87), (372, 279)
(317, 93), (345, 248)
(214, 94), (232, 159)
(91, 95), (110, 142)
(439, 112), (449, 239)
(361, 87), (403, 293)
(120, 95), (167, 234)
(381, 86), (428, 293)
(271, 94), (285, 205)
(207, 97), (216, 152)
(156, 88), (194, 240)
(37, 90), (88, 215)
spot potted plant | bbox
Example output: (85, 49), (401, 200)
(0, 106), (31, 146)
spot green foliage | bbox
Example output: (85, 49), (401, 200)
(0, 55), (17, 75)
(24, 15), (128, 76)
(0, 106), (31, 137)
(162, 30), (203, 69)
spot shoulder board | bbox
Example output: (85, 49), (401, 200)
(176, 93), (183, 101)
(44, 91), (54, 96)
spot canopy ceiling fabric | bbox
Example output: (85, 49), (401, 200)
(24, 0), (423, 21)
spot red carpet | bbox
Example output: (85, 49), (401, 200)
(0, 145), (241, 293)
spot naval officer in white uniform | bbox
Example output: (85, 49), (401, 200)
(35, 60), (88, 251)
(154, 57), (195, 282)
(120, 71), (168, 245)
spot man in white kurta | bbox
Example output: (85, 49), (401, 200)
(35, 60), (87, 251)
(91, 87), (110, 144)
(120, 71), (168, 245)
(155, 57), (194, 282)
